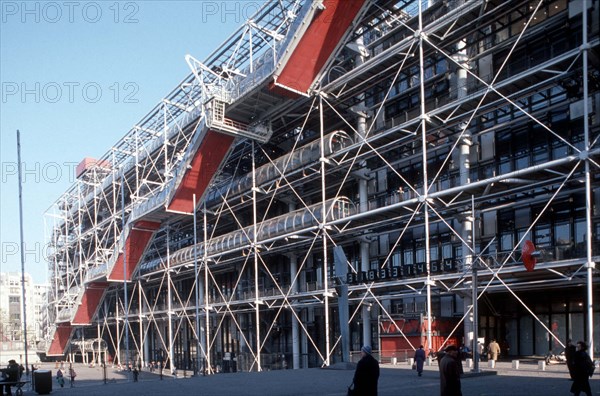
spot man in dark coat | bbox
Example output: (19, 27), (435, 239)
(570, 341), (593, 396)
(0, 359), (21, 396)
(414, 345), (426, 376)
(565, 339), (576, 380)
(439, 345), (462, 396)
(352, 345), (380, 396)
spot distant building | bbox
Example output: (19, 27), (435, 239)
(0, 272), (48, 347)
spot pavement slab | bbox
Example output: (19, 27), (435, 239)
(12, 360), (598, 395)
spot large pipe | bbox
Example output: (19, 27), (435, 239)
(581, 0), (595, 359)
(204, 130), (353, 207)
(142, 197), (354, 272)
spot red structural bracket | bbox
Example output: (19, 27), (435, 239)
(109, 221), (161, 282)
(167, 130), (235, 214)
(47, 324), (73, 356)
(72, 282), (109, 325)
(270, 0), (367, 97)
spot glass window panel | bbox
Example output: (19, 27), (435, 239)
(515, 208), (530, 229)
(442, 243), (452, 259)
(403, 250), (413, 265)
(505, 319), (518, 356)
(520, 316), (534, 355)
(569, 313), (584, 346)
(535, 314), (550, 354)
(552, 142), (568, 160)
(535, 225), (551, 246)
(533, 147), (549, 164)
(392, 252), (401, 267)
(555, 222), (571, 246)
(430, 246), (439, 262)
(515, 154), (529, 169)
(550, 315), (566, 353)
(501, 232), (514, 251)
(574, 220), (586, 243)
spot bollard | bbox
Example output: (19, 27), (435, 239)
(390, 357), (397, 365)
(466, 358), (473, 368)
(538, 361), (546, 371)
(512, 360), (520, 370)
(408, 358), (414, 367)
(488, 360), (496, 368)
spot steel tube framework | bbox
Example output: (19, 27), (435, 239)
(41, 0), (599, 371)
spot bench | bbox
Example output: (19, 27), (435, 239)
(1, 380), (28, 396)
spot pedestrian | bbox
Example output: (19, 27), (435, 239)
(349, 345), (380, 396)
(570, 341), (593, 396)
(69, 366), (77, 386)
(439, 345), (462, 396)
(413, 345), (426, 377)
(132, 366), (139, 382)
(56, 368), (65, 388)
(477, 342), (485, 361)
(565, 339), (576, 380)
(487, 339), (500, 361)
(459, 344), (471, 360)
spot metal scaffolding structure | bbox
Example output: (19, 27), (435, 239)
(41, 0), (599, 374)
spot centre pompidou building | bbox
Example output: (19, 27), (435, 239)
(41, 0), (599, 372)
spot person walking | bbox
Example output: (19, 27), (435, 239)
(56, 369), (65, 388)
(488, 339), (501, 362)
(69, 366), (77, 387)
(570, 341), (593, 396)
(477, 341), (485, 362)
(439, 345), (462, 396)
(350, 345), (380, 396)
(414, 345), (426, 377)
(566, 339), (577, 380)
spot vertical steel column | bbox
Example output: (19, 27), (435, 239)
(121, 170), (131, 374)
(166, 227), (175, 373)
(251, 142), (262, 371)
(452, 0), (474, 361)
(356, 30), (370, 349)
(16, 130), (29, 375)
(202, 204), (210, 374)
(97, 322), (101, 365)
(361, 241), (370, 346)
(289, 198), (300, 369)
(138, 280), (144, 368)
(471, 196), (479, 372)
(319, 94), (331, 366)
(116, 298), (120, 366)
(78, 182), (84, 286)
(193, 194), (202, 375)
(417, 2), (433, 354)
(581, 1), (595, 359)
(163, 104), (169, 187)
(290, 252), (300, 369)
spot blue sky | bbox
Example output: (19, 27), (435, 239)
(1, 0), (263, 283)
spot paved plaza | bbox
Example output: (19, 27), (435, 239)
(11, 359), (598, 396)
